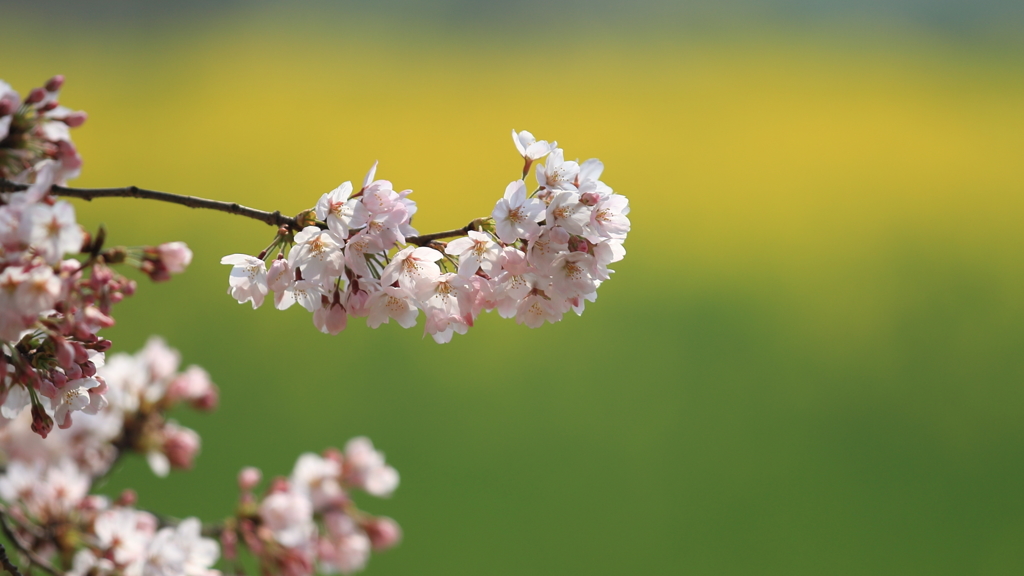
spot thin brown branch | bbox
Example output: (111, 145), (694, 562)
(0, 512), (61, 576)
(0, 178), (482, 246)
(0, 541), (24, 576)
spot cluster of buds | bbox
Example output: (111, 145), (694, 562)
(0, 75), (86, 184)
(0, 158), (191, 439)
(228, 440), (400, 576)
(221, 129), (630, 343)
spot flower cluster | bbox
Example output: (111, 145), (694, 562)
(0, 75), (86, 184)
(222, 129), (629, 342)
(0, 339), (400, 576)
(227, 440), (400, 575)
(0, 159), (192, 440)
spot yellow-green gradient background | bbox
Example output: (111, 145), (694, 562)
(3, 3), (1024, 574)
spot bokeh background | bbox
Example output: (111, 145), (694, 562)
(3, 1), (1024, 574)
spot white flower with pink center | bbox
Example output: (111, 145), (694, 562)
(315, 181), (368, 240)
(492, 180), (544, 244)
(380, 246), (442, 292)
(274, 278), (324, 312)
(545, 191), (590, 236)
(549, 251), (599, 299)
(220, 254), (268, 309)
(21, 201), (83, 264)
(526, 229), (569, 274)
(536, 148), (580, 192)
(259, 486), (316, 548)
(49, 376), (103, 429)
(94, 508), (158, 568)
(343, 231), (383, 279)
(445, 231), (501, 277)
(586, 194), (631, 241)
(367, 286), (419, 329)
(343, 436), (400, 498)
(512, 129), (556, 161)
(515, 292), (564, 328)
(288, 226), (345, 282)
(291, 452), (345, 511)
(423, 307), (470, 344)
(318, 512), (371, 575)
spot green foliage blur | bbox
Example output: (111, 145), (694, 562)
(3, 3), (1023, 574)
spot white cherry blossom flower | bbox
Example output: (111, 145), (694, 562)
(445, 231), (501, 277)
(586, 194), (631, 241)
(316, 181), (368, 239)
(545, 191), (590, 236)
(220, 254), (268, 309)
(512, 129), (556, 161)
(492, 180), (544, 244)
(260, 486), (316, 548)
(380, 246), (442, 292)
(21, 200), (83, 264)
(343, 436), (399, 497)
(366, 286), (419, 329)
(535, 148), (580, 192)
(291, 452), (345, 511)
(288, 226), (345, 282)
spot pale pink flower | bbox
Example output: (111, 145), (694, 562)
(363, 516), (402, 551)
(422, 307), (470, 344)
(512, 129), (556, 161)
(157, 242), (192, 274)
(586, 194), (631, 241)
(14, 264), (61, 316)
(343, 437), (399, 498)
(220, 254), (269, 309)
(275, 279), (325, 312)
(315, 181), (368, 240)
(366, 286), (419, 329)
(162, 421), (201, 471)
(49, 377), (102, 429)
(288, 226), (345, 282)
(545, 191), (590, 236)
(94, 508), (158, 568)
(379, 246), (442, 292)
(548, 252), (599, 299)
(21, 200), (83, 264)
(267, 256), (293, 293)
(259, 487), (316, 548)
(318, 512), (371, 575)
(313, 288), (348, 335)
(291, 452), (345, 511)
(515, 292), (564, 328)
(445, 231), (501, 277)
(535, 148), (580, 192)
(491, 180), (544, 244)
(343, 231), (383, 279)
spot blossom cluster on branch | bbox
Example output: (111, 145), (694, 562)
(0, 73), (631, 573)
(221, 129), (630, 343)
(0, 77), (402, 576)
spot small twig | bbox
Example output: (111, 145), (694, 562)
(0, 178), (481, 246)
(0, 513), (61, 576)
(0, 541), (24, 576)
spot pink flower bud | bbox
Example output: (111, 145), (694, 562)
(157, 242), (192, 274)
(64, 362), (83, 380)
(166, 366), (214, 405)
(38, 377), (58, 398)
(31, 404), (53, 438)
(115, 489), (137, 507)
(0, 100), (13, 116)
(51, 371), (68, 388)
(363, 517), (402, 551)
(163, 425), (201, 470)
(63, 111), (88, 127)
(549, 226), (571, 244)
(26, 88), (46, 105)
(238, 467), (262, 491)
(92, 339), (112, 352)
(81, 361), (97, 378)
(45, 75), (65, 92)
(580, 191), (601, 206)
(72, 342), (89, 363)
(39, 101), (59, 113)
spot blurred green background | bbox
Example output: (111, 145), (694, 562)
(3, 1), (1024, 574)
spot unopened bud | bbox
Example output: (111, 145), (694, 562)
(30, 404), (53, 438)
(81, 361), (97, 377)
(580, 192), (601, 206)
(63, 111), (87, 127)
(45, 75), (65, 92)
(363, 517), (402, 551)
(115, 489), (137, 507)
(0, 100), (13, 117)
(39, 101), (59, 113)
(92, 339), (112, 352)
(26, 88), (46, 105)
(238, 467), (262, 491)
